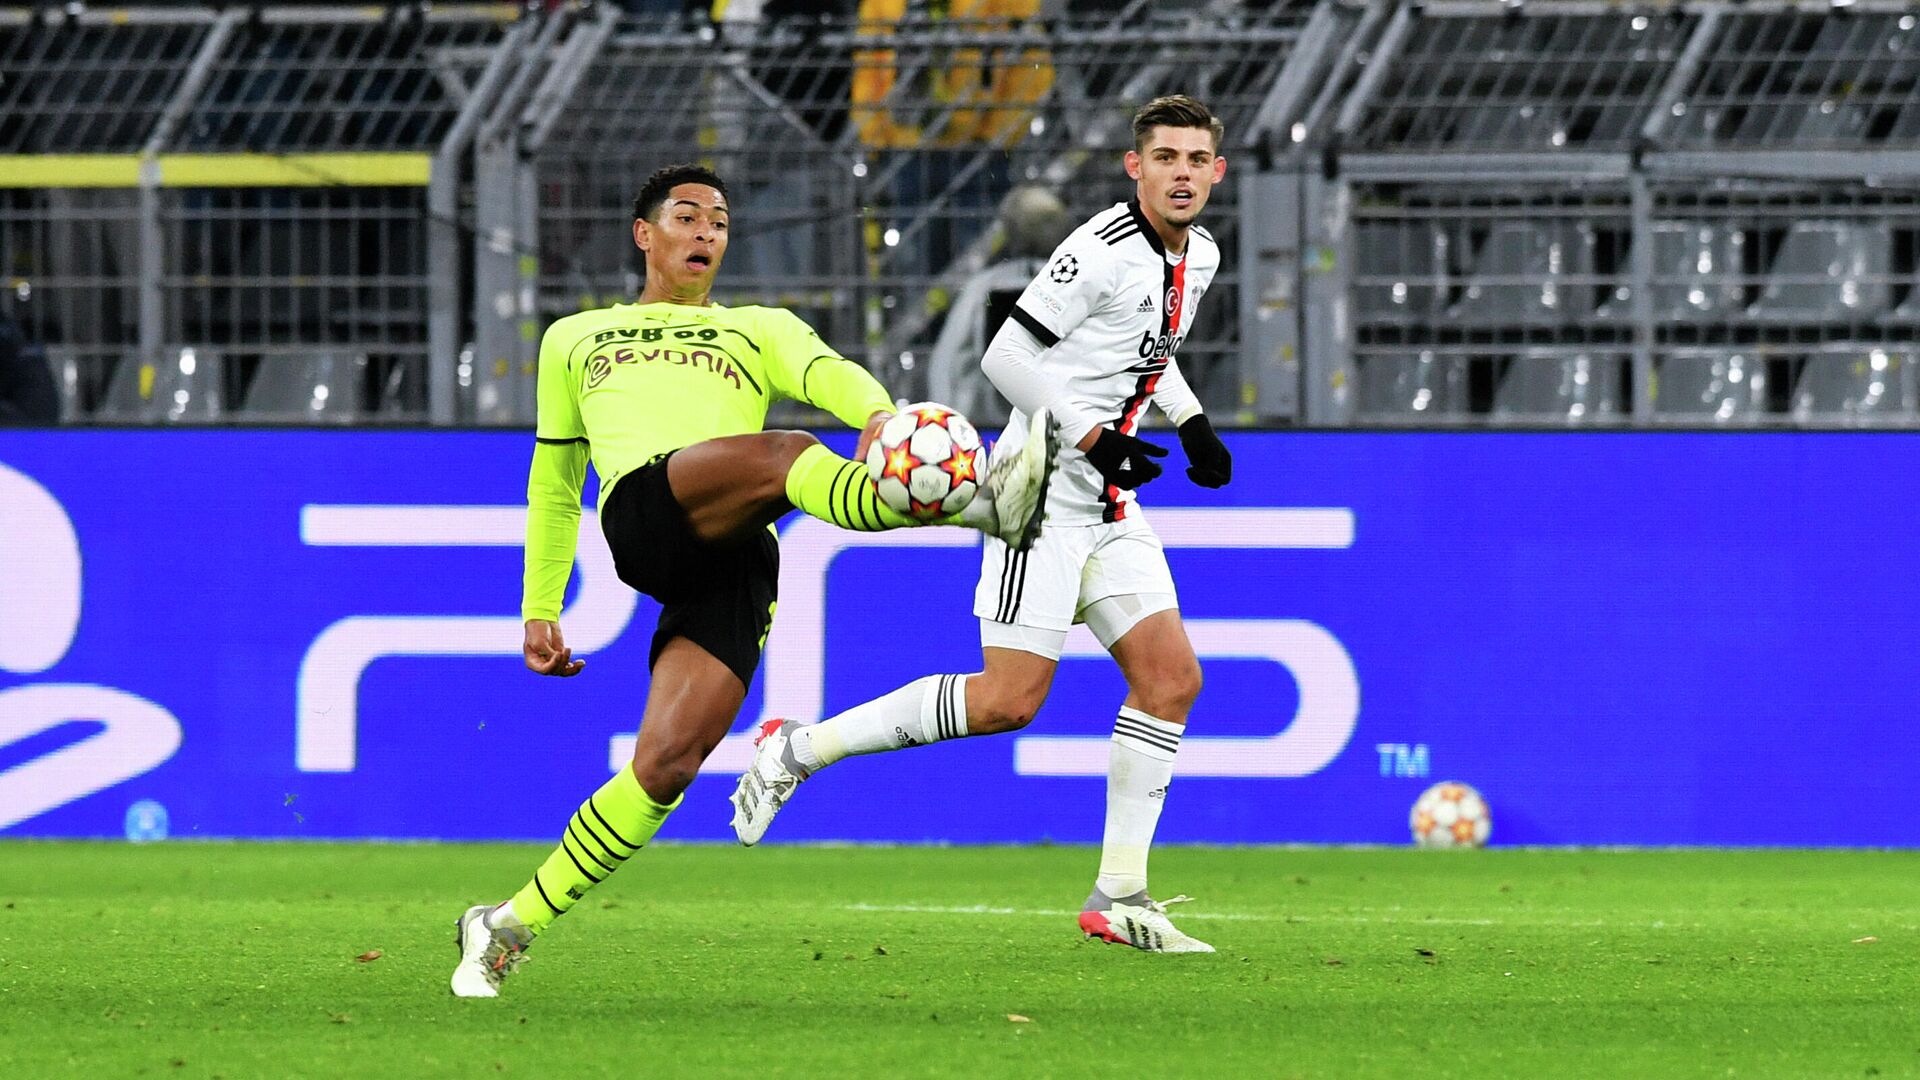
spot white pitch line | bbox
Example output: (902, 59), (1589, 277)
(841, 903), (1654, 929)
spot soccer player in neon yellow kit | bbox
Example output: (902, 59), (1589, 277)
(449, 164), (1057, 997)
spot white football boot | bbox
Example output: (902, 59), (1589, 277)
(730, 718), (806, 847)
(959, 407), (1058, 552)
(1079, 892), (1216, 954)
(450, 903), (530, 998)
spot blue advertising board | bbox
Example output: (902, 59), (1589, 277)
(1, 430), (1915, 846)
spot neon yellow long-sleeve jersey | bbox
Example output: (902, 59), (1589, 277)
(522, 301), (895, 622)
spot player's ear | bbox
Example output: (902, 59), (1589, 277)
(1212, 154), (1227, 182)
(632, 218), (650, 253)
(1124, 149), (1142, 180)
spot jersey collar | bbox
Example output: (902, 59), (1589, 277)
(1126, 199), (1166, 256)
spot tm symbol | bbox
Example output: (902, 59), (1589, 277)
(1376, 743), (1430, 778)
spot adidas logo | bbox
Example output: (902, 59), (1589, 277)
(1135, 296), (1156, 313)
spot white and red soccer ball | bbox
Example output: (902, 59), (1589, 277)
(1410, 781), (1492, 849)
(865, 402), (984, 521)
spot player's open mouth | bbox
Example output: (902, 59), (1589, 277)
(686, 254), (712, 271)
(1169, 188), (1194, 207)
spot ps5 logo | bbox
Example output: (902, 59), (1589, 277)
(606, 507), (1363, 779)
(298, 505), (1361, 782)
(0, 463), (183, 831)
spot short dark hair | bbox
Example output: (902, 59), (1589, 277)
(1132, 95), (1224, 152)
(631, 163), (730, 222)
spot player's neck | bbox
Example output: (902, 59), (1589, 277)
(635, 281), (713, 306)
(1136, 201), (1190, 256)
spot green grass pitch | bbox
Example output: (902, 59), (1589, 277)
(2, 843), (1915, 1079)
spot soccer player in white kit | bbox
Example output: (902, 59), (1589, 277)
(731, 96), (1235, 953)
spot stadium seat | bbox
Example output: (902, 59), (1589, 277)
(241, 353), (367, 422)
(1791, 347), (1917, 421)
(1351, 222), (1451, 323)
(1356, 350), (1469, 419)
(1654, 349), (1769, 422)
(1746, 221), (1893, 322)
(99, 349), (224, 422)
(1449, 221), (1596, 326)
(1491, 351), (1622, 422)
(1792, 101), (1876, 145)
(1599, 221), (1747, 322)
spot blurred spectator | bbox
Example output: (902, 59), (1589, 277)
(0, 314), (59, 425)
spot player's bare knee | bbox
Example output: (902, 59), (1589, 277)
(970, 680), (1045, 734)
(1134, 660), (1201, 720)
(765, 430), (818, 470)
(753, 430), (819, 501)
(632, 743), (707, 801)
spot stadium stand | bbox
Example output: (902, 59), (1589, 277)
(1, 0), (1917, 426)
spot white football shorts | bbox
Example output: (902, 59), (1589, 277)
(974, 511), (1178, 660)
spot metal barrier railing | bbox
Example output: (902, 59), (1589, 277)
(5, 1), (1920, 428)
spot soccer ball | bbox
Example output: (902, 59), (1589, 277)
(865, 402), (985, 521)
(1409, 781), (1492, 849)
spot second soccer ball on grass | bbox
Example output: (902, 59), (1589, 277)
(865, 402), (985, 521)
(1410, 781), (1492, 849)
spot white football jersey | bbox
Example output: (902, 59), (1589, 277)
(996, 200), (1220, 524)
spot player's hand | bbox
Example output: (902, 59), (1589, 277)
(1080, 426), (1169, 490)
(524, 619), (585, 677)
(1177, 415), (1232, 488)
(855, 409), (892, 464)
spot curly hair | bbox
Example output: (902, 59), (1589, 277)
(631, 163), (730, 222)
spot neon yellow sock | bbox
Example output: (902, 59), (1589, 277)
(508, 765), (678, 936)
(783, 442), (919, 531)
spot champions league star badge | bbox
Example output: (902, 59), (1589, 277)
(1049, 254), (1079, 284)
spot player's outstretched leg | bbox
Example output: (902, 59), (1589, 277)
(782, 408), (1058, 550)
(730, 648), (1056, 845)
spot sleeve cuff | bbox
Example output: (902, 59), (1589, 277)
(1167, 402), (1205, 428)
(1008, 305), (1061, 348)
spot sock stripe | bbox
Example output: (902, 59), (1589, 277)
(950, 675), (965, 739)
(559, 834), (605, 884)
(935, 674), (952, 740)
(852, 469), (881, 531)
(1114, 716), (1179, 749)
(571, 813), (627, 865)
(942, 674), (963, 739)
(827, 464), (852, 528)
(1114, 717), (1181, 755)
(587, 797), (639, 852)
(532, 872), (565, 916)
(837, 464), (861, 529)
(566, 823), (616, 874)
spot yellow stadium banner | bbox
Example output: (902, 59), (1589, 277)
(0, 153), (432, 189)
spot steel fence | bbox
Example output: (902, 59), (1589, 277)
(5, 1), (1920, 428)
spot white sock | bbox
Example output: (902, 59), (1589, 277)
(1095, 706), (1183, 900)
(792, 673), (969, 771)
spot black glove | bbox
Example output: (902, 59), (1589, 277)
(1082, 427), (1169, 490)
(1178, 415), (1232, 488)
